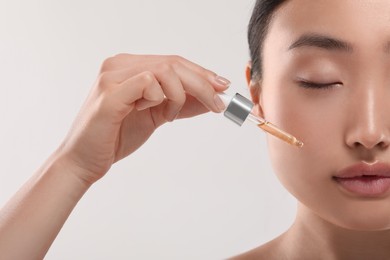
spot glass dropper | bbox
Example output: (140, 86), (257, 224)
(218, 92), (304, 148)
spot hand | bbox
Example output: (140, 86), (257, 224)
(55, 54), (230, 185)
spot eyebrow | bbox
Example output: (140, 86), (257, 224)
(288, 33), (353, 52)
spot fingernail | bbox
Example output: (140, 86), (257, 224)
(214, 94), (226, 112)
(136, 102), (150, 111)
(174, 112), (180, 120)
(167, 110), (179, 122)
(215, 75), (231, 87)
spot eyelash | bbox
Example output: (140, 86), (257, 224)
(297, 80), (341, 90)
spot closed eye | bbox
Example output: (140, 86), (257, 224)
(297, 80), (342, 90)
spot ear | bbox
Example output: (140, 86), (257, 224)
(245, 63), (265, 118)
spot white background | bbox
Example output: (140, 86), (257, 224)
(0, 0), (296, 259)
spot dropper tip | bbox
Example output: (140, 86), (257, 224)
(295, 140), (304, 148)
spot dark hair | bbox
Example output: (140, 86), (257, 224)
(248, 0), (287, 81)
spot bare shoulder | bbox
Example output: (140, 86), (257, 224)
(228, 235), (286, 260)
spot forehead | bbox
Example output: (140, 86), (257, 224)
(267, 0), (390, 49)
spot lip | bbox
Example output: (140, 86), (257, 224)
(333, 162), (390, 197)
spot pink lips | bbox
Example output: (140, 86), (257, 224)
(333, 162), (390, 197)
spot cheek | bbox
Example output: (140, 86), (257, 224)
(260, 82), (347, 205)
(260, 82), (390, 230)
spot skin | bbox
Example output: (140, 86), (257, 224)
(232, 0), (390, 259)
(0, 54), (229, 259)
(2, 1), (390, 259)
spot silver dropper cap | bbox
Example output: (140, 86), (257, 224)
(222, 93), (254, 126)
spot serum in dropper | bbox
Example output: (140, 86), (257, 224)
(218, 92), (303, 148)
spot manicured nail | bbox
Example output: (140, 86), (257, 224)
(215, 75), (231, 87)
(214, 94), (226, 112)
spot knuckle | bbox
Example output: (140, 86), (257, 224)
(158, 63), (174, 75)
(100, 53), (133, 72)
(139, 71), (156, 86)
(168, 54), (184, 64)
(97, 72), (112, 88)
(157, 93), (165, 103)
(95, 72), (116, 96)
(171, 90), (186, 106)
(100, 57), (116, 72)
(114, 53), (132, 59)
(169, 60), (182, 71)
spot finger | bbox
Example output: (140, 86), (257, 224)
(153, 64), (189, 122)
(161, 56), (231, 92)
(98, 64), (185, 119)
(134, 80), (166, 111)
(171, 63), (226, 114)
(107, 71), (164, 120)
(149, 94), (211, 126)
(174, 94), (209, 119)
(99, 64), (192, 121)
(100, 55), (229, 118)
(101, 54), (230, 92)
(135, 98), (162, 111)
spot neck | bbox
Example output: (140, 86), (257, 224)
(282, 203), (390, 259)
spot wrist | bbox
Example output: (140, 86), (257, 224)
(49, 149), (97, 188)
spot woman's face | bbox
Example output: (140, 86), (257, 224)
(259, 0), (390, 230)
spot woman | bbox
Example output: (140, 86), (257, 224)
(2, 0), (390, 259)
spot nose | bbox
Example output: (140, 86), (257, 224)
(345, 86), (390, 150)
